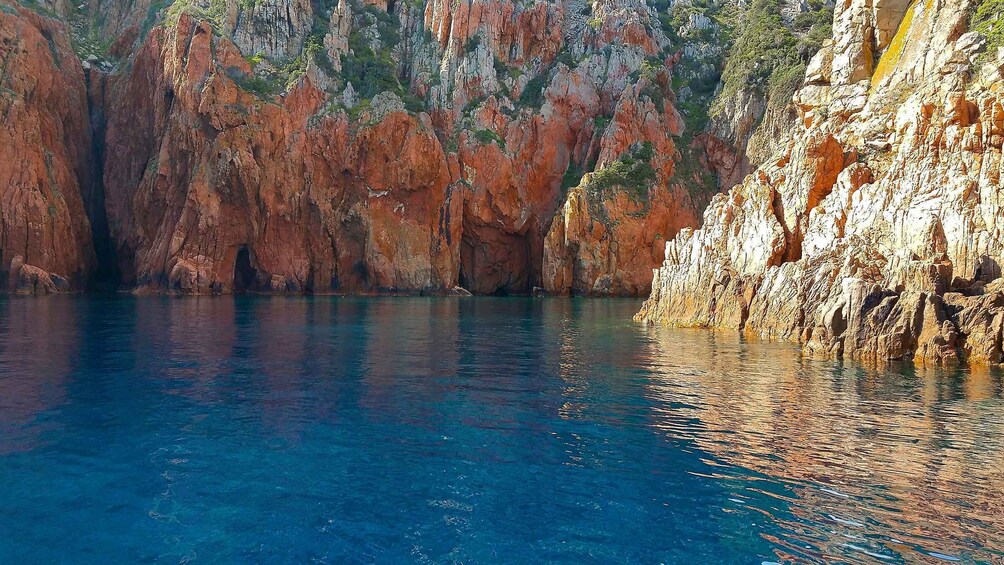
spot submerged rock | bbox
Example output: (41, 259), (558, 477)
(447, 286), (474, 297)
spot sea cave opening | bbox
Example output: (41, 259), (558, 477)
(233, 246), (258, 293)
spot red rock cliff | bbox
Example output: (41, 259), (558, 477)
(0, 0), (836, 296)
(90, 0), (719, 295)
(0, 5), (95, 294)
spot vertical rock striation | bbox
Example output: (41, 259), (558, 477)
(100, 15), (459, 293)
(638, 0), (1004, 366)
(0, 5), (95, 294)
(88, 0), (722, 296)
(0, 0), (844, 296)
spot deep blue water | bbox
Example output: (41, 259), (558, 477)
(0, 297), (1002, 563)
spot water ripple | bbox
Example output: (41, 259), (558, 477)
(0, 297), (1000, 563)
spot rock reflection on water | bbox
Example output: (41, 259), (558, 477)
(639, 328), (1004, 563)
(0, 297), (1002, 563)
(0, 299), (78, 454)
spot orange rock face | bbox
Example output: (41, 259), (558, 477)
(2, 0), (720, 296)
(0, 6), (95, 292)
(100, 16), (459, 294)
(543, 86), (703, 296)
(89, 0), (711, 296)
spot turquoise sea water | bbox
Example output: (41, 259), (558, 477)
(0, 297), (1002, 563)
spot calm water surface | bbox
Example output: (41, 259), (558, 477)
(0, 297), (1002, 563)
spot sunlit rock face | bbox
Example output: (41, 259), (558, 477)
(6, 0), (769, 295)
(99, 16), (457, 294)
(94, 0), (705, 296)
(0, 0), (850, 296)
(638, 0), (1004, 366)
(227, 0), (315, 62)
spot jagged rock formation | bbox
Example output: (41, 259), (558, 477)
(4, 0), (740, 296)
(703, 0), (836, 189)
(542, 92), (700, 295)
(0, 5), (96, 294)
(638, 0), (1004, 366)
(2, 0), (941, 300)
(99, 16), (458, 293)
(227, 0), (314, 62)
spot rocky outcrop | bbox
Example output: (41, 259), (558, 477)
(0, 0), (730, 297)
(703, 0), (835, 189)
(79, 0), (717, 295)
(0, 0), (837, 297)
(227, 0), (314, 62)
(100, 16), (456, 293)
(85, 0), (729, 296)
(324, 0), (352, 73)
(0, 5), (95, 293)
(638, 0), (1004, 366)
(542, 84), (702, 296)
(543, 179), (700, 296)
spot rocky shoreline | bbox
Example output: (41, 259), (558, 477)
(637, 0), (1004, 366)
(6, 0), (1004, 366)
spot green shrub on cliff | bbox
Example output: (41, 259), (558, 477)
(473, 128), (506, 149)
(226, 66), (281, 98)
(712, 0), (831, 117)
(970, 0), (1004, 67)
(671, 144), (718, 198)
(341, 37), (401, 99)
(713, 0), (796, 111)
(359, 2), (400, 47)
(561, 162), (585, 198)
(586, 142), (657, 203)
(140, 0), (172, 38)
(339, 1), (410, 106)
(464, 34), (481, 55)
(163, 0), (227, 32)
(14, 0), (59, 17)
(518, 70), (550, 109)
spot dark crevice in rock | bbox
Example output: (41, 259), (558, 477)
(737, 279), (755, 332)
(769, 187), (794, 264)
(233, 246), (259, 293)
(83, 68), (121, 291)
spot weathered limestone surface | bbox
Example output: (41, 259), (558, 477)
(638, 0), (1004, 366)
